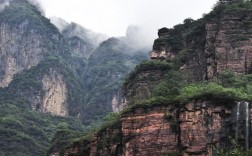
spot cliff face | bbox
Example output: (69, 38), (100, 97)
(64, 100), (239, 156)
(81, 37), (149, 123)
(205, 12), (252, 79)
(121, 101), (233, 156)
(187, 11), (252, 81)
(123, 69), (165, 105)
(151, 11), (252, 81)
(0, 0), (77, 118)
(62, 4), (252, 156)
(0, 21), (44, 88)
(0, 1), (150, 155)
(42, 69), (68, 116)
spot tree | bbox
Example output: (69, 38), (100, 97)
(218, 0), (244, 4)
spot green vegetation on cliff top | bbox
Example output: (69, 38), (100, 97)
(123, 60), (252, 113)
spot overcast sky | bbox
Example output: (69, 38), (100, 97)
(39, 0), (218, 40)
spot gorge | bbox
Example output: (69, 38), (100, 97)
(2, 0), (252, 156)
(57, 1), (252, 156)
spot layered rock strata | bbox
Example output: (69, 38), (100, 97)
(64, 100), (237, 156)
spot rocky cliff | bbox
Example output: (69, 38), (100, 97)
(60, 1), (252, 156)
(64, 100), (248, 156)
(151, 7), (252, 81)
(0, 0), (75, 116)
(0, 0), (149, 155)
(0, 0), (148, 119)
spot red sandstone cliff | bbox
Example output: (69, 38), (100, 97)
(60, 5), (252, 156)
(63, 100), (236, 156)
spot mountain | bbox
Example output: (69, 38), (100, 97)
(50, 17), (109, 59)
(0, 0), (149, 155)
(82, 37), (149, 124)
(59, 1), (252, 155)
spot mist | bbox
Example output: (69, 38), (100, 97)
(125, 25), (155, 50)
(0, 0), (9, 12)
(0, 0), (44, 14)
(27, 0), (44, 15)
(50, 16), (69, 32)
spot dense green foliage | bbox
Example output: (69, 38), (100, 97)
(122, 58), (252, 113)
(0, 57), (84, 116)
(0, 100), (84, 156)
(50, 112), (121, 156)
(213, 137), (252, 156)
(47, 128), (85, 156)
(206, 0), (252, 20)
(0, 1), (149, 155)
(4, 0), (252, 155)
(124, 60), (173, 88)
(82, 37), (148, 124)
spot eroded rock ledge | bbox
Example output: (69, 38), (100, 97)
(63, 100), (239, 156)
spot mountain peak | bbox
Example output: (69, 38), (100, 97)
(3, 0), (45, 15)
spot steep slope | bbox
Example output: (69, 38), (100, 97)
(150, 1), (252, 81)
(0, 100), (84, 156)
(82, 37), (149, 124)
(61, 1), (252, 156)
(61, 21), (108, 59)
(63, 60), (252, 156)
(0, 1), (87, 155)
(0, 0), (63, 88)
(0, 1), (150, 155)
(0, 0), (86, 117)
(0, 0), (149, 119)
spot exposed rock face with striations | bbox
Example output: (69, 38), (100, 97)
(151, 11), (252, 81)
(179, 101), (231, 155)
(120, 106), (178, 156)
(62, 7), (252, 156)
(64, 100), (236, 156)
(0, 22), (44, 87)
(42, 69), (68, 116)
(187, 11), (252, 80)
(205, 12), (252, 79)
(0, 1), (151, 155)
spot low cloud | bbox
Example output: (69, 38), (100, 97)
(125, 25), (154, 50)
(27, 0), (45, 15)
(49, 16), (70, 32)
(0, 0), (10, 12)
(0, 0), (45, 15)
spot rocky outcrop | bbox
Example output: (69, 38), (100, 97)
(151, 11), (252, 81)
(188, 11), (252, 81)
(123, 69), (164, 105)
(205, 12), (252, 79)
(64, 100), (239, 156)
(0, 0), (75, 118)
(119, 101), (234, 156)
(42, 69), (68, 116)
(179, 101), (230, 155)
(0, 22), (44, 87)
(121, 106), (178, 156)
(150, 28), (175, 60)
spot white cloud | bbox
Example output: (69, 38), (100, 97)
(0, 0), (9, 12)
(39, 0), (218, 42)
(27, 0), (44, 15)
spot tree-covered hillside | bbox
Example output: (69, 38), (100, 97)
(52, 0), (252, 155)
(0, 0), (149, 155)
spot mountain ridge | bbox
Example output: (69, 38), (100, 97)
(0, 0), (149, 155)
(57, 1), (252, 155)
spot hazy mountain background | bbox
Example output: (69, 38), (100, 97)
(0, 0), (149, 155)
